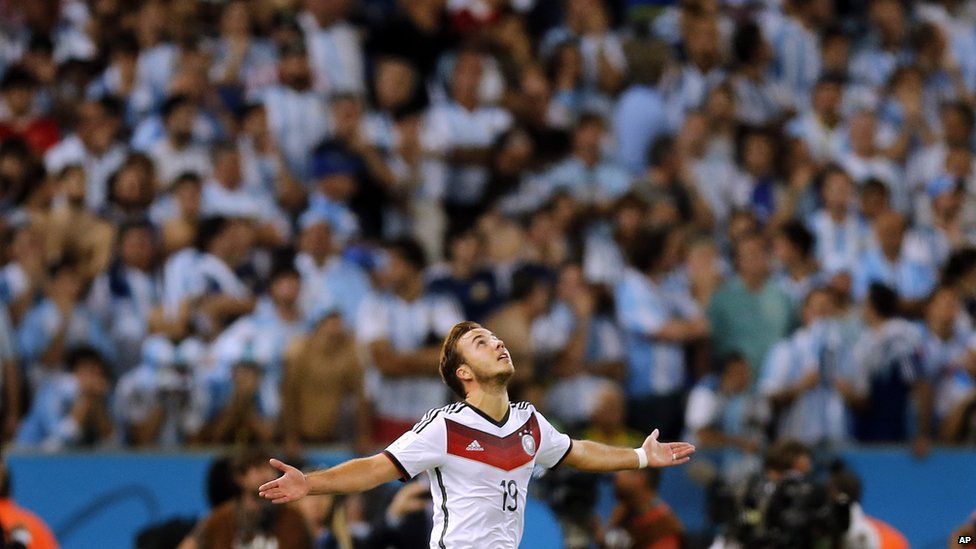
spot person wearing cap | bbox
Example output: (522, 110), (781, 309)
(115, 336), (209, 446)
(282, 306), (366, 457)
(301, 143), (362, 244)
(294, 214), (370, 328)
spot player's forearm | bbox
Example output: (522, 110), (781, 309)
(305, 455), (398, 495)
(563, 439), (640, 472)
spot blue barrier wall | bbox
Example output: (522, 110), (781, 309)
(6, 447), (974, 548)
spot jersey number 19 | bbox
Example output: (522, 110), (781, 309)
(500, 479), (518, 511)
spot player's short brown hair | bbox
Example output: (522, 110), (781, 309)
(439, 321), (481, 399)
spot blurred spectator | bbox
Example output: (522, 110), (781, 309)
(43, 164), (115, 280)
(0, 460), (58, 549)
(0, 67), (59, 155)
(259, 39), (330, 183)
(202, 357), (278, 446)
(18, 259), (114, 389)
(685, 352), (765, 484)
(580, 383), (643, 448)
(853, 210), (936, 307)
(807, 166), (871, 276)
(147, 95), (212, 188)
(771, 220), (824, 312)
(427, 230), (502, 323)
(616, 227), (708, 438)
(86, 221), (158, 373)
(115, 336), (208, 447)
(294, 216), (371, 327)
(424, 47), (512, 235)
(184, 448), (311, 549)
(484, 264), (553, 392)
(605, 468), (683, 549)
(544, 113), (631, 210)
(760, 287), (866, 447)
(162, 216), (255, 337)
(356, 238), (463, 443)
(16, 346), (115, 451)
(282, 310), (366, 455)
(44, 98), (126, 211)
(299, 0), (365, 96)
(611, 40), (669, 175)
(708, 231), (793, 375)
(851, 284), (931, 447)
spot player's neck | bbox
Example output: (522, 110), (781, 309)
(465, 388), (510, 423)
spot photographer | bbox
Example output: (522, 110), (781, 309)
(115, 336), (209, 446)
(711, 441), (853, 549)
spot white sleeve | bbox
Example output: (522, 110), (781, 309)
(759, 341), (793, 397)
(355, 294), (389, 344)
(533, 410), (573, 469)
(685, 386), (720, 432)
(384, 415), (446, 480)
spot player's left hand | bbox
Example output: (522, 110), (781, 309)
(642, 429), (695, 468)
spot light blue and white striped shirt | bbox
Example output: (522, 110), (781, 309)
(615, 268), (700, 397)
(299, 12), (365, 95)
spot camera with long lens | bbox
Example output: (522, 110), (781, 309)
(714, 473), (851, 549)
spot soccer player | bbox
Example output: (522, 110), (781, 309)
(259, 321), (695, 548)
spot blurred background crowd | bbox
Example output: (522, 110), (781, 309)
(0, 0), (975, 546)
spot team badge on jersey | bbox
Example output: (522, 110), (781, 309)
(521, 433), (536, 456)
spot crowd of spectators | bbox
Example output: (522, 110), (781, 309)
(1, 0), (976, 543)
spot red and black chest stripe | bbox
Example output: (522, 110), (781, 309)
(445, 414), (541, 471)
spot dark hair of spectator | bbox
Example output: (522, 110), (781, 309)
(867, 283), (900, 319)
(647, 135), (675, 168)
(66, 345), (106, 373)
(172, 171), (203, 190)
(942, 100), (976, 131)
(269, 263), (301, 282)
(0, 66), (37, 91)
(386, 237), (428, 271)
(206, 455), (240, 508)
(109, 32), (140, 58)
(626, 227), (669, 273)
(47, 256), (80, 279)
(440, 321), (481, 399)
(732, 21), (764, 66)
(861, 177), (890, 198)
(719, 351), (748, 373)
(777, 220), (815, 258)
(510, 264), (551, 301)
(230, 447), (272, 477)
(828, 467), (863, 503)
(764, 439), (811, 473)
(161, 94), (195, 122)
(196, 216), (230, 252)
(942, 248), (976, 286)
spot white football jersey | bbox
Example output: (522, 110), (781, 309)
(383, 401), (573, 549)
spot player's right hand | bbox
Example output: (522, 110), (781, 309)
(258, 458), (308, 504)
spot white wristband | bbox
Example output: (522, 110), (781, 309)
(634, 448), (648, 469)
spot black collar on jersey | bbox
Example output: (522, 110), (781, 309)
(461, 401), (510, 428)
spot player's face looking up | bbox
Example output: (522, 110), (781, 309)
(454, 328), (515, 390)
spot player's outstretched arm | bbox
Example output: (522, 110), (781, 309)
(563, 429), (695, 472)
(258, 454), (401, 504)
